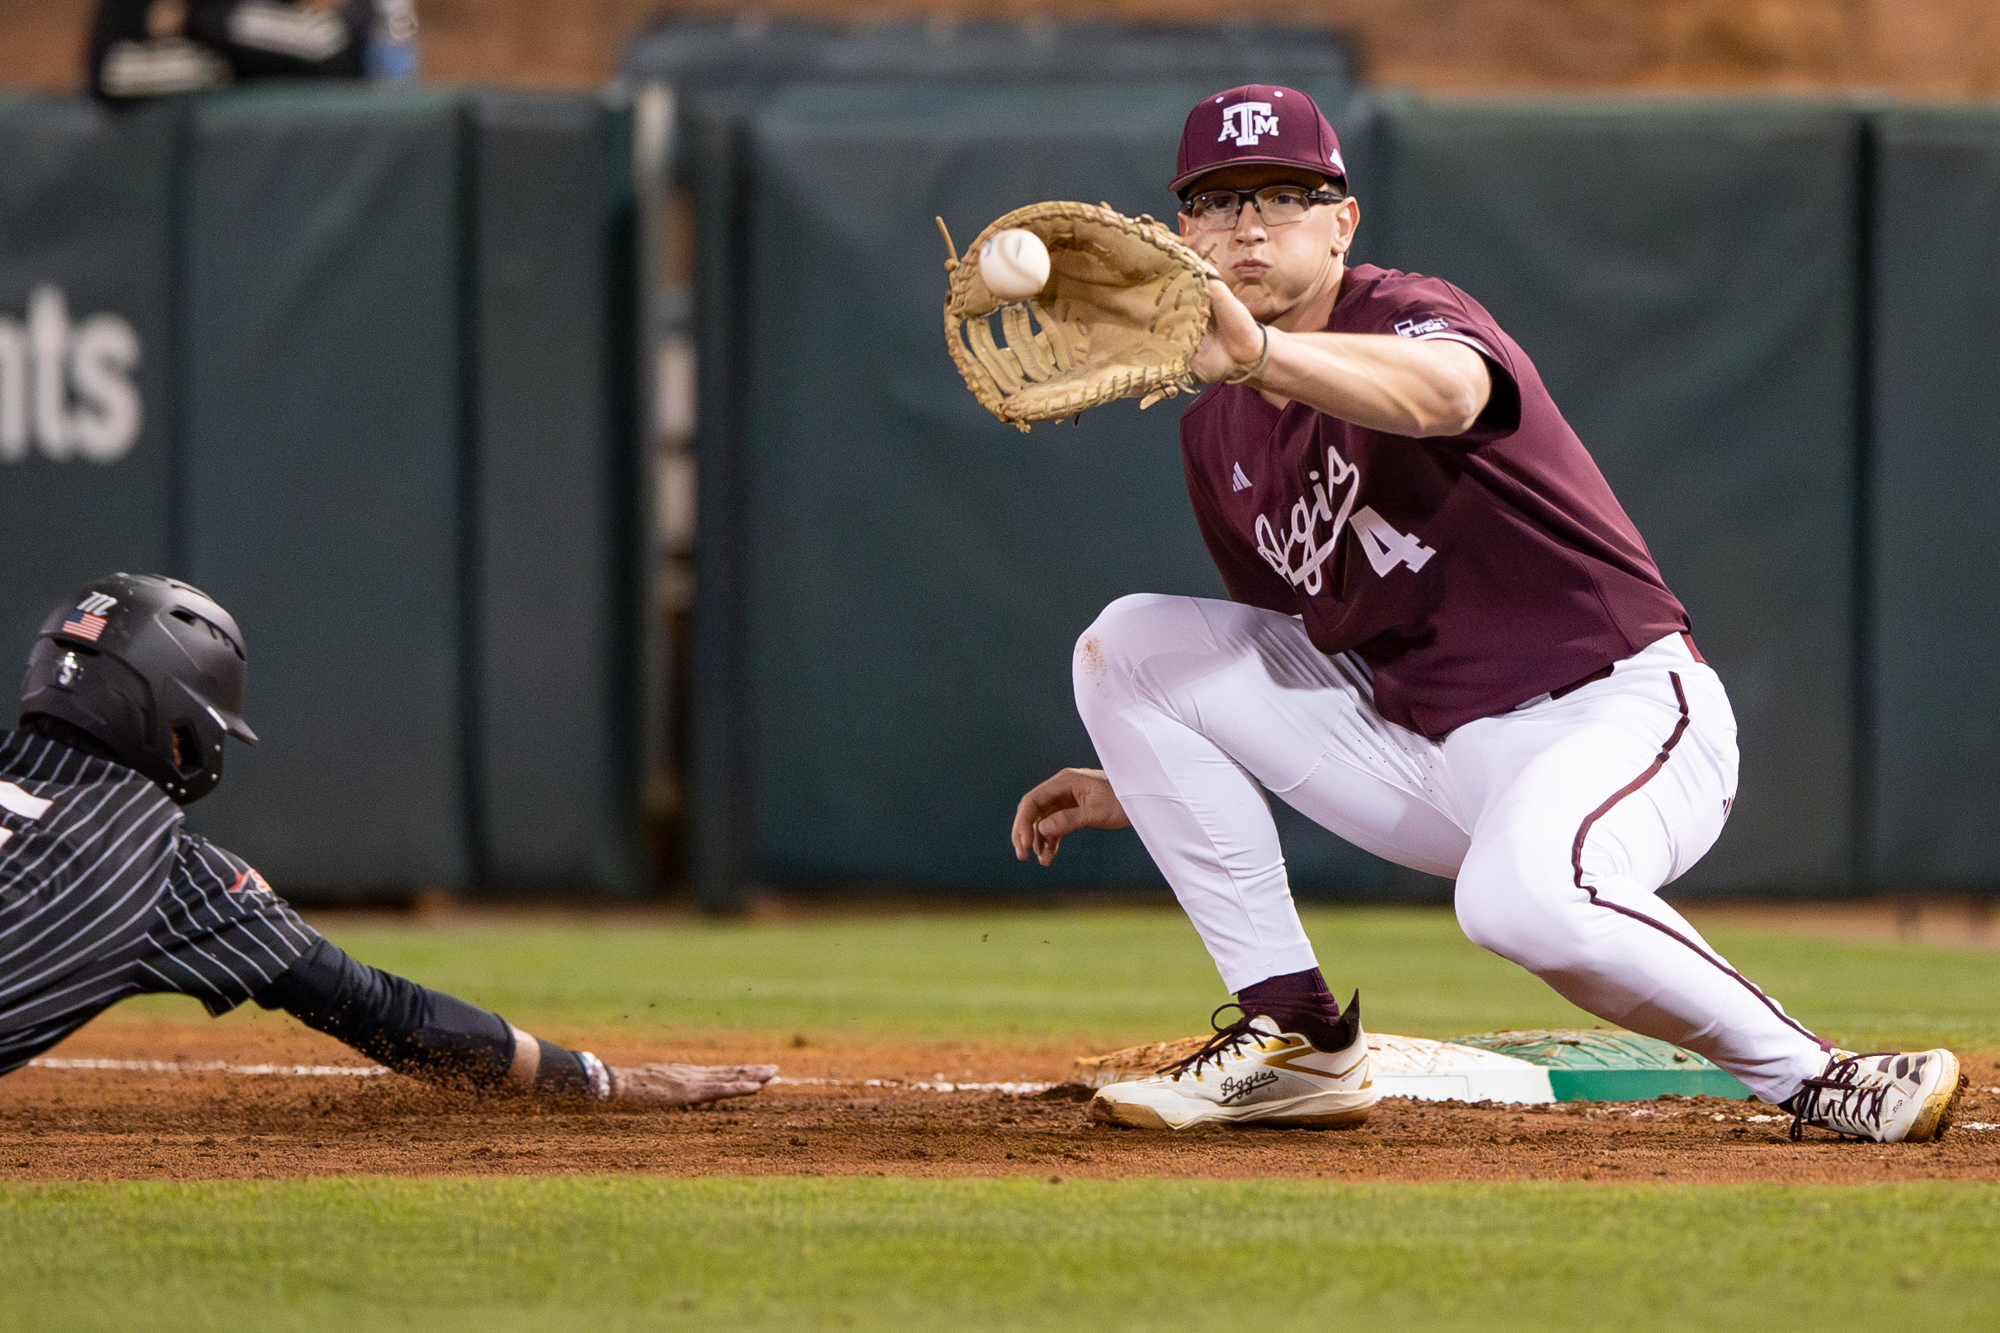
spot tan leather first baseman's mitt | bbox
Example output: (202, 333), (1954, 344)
(939, 201), (1215, 432)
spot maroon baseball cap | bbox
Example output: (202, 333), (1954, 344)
(1171, 84), (1347, 197)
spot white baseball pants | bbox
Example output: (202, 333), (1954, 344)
(1073, 593), (1830, 1103)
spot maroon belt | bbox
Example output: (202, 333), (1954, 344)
(1548, 664), (1613, 701)
(1548, 633), (1704, 702)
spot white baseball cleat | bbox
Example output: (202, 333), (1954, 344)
(1787, 1047), (1966, 1144)
(1088, 1007), (1379, 1131)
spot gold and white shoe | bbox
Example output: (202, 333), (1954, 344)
(1787, 1048), (1965, 1143)
(1088, 1005), (1379, 1131)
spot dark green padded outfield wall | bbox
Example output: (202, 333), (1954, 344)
(0, 86), (643, 901)
(177, 86), (470, 891)
(0, 98), (178, 661)
(1869, 109), (2000, 889)
(3, 63), (1998, 902)
(707, 86), (1883, 901)
(467, 92), (644, 896)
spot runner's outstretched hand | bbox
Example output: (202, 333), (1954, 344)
(610, 1063), (778, 1106)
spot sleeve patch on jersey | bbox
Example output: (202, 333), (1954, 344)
(1394, 315), (1451, 338)
(226, 868), (275, 896)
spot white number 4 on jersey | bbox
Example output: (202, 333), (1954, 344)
(1349, 506), (1436, 575)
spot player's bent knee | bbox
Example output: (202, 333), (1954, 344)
(1452, 874), (1593, 974)
(1073, 594), (1200, 699)
(1077, 593), (1194, 663)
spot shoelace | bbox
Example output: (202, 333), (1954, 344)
(1161, 1004), (1271, 1082)
(1789, 1051), (1896, 1142)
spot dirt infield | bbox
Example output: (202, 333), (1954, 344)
(5, 1021), (1996, 1185)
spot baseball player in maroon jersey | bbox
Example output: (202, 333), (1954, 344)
(1011, 85), (1963, 1142)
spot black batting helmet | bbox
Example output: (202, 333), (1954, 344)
(18, 573), (257, 804)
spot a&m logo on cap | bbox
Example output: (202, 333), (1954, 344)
(1173, 85), (1346, 196)
(1220, 102), (1279, 146)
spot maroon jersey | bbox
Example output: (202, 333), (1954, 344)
(1180, 263), (1688, 738)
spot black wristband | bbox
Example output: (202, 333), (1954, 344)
(533, 1039), (590, 1094)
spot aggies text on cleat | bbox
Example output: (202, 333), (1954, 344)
(1088, 1005), (1379, 1130)
(1786, 1048), (1966, 1144)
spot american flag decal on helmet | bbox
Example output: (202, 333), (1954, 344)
(60, 592), (117, 643)
(60, 611), (108, 642)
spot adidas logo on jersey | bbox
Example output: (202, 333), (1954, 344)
(1230, 462), (1252, 492)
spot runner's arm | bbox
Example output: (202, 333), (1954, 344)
(257, 938), (775, 1105)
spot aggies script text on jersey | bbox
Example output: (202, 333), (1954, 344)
(1179, 264), (1689, 738)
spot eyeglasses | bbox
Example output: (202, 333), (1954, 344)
(1181, 184), (1346, 231)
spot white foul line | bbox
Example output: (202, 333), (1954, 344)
(770, 1075), (1055, 1094)
(21, 1061), (2000, 1125)
(29, 1057), (388, 1077)
(22, 1061), (1048, 1092)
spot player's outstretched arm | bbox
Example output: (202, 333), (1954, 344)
(1193, 278), (1492, 438)
(257, 938), (776, 1106)
(1012, 767), (1130, 867)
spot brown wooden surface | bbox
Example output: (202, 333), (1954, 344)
(7, 0), (2000, 99)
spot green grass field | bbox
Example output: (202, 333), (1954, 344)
(29, 904), (2000, 1330)
(4, 1177), (1998, 1332)
(114, 903), (2000, 1052)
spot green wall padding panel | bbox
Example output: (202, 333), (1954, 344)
(468, 90), (643, 895)
(1376, 99), (1864, 893)
(178, 85), (468, 895)
(1869, 109), (2000, 886)
(0, 98), (179, 659)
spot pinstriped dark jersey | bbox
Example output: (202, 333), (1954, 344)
(0, 729), (320, 1073)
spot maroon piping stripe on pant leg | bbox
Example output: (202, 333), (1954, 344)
(1569, 671), (1830, 1051)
